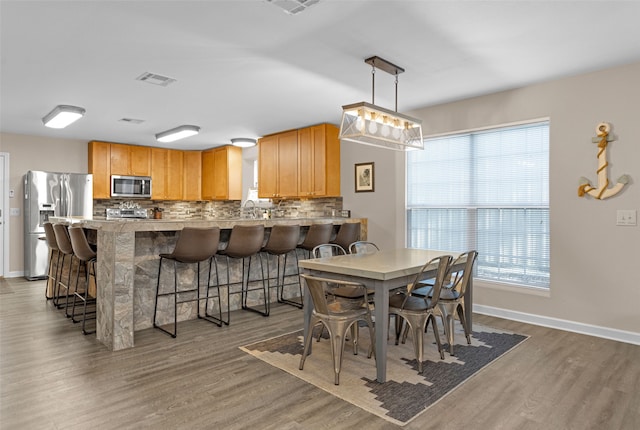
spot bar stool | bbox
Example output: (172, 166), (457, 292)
(330, 222), (361, 252)
(52, 223), (76, 315)
(43, 222), (60, 300)
(296, 223), (333, 259)
(68, 227), (97, 335)
(261, 224), (302, 309)
(217, 225), (267, 318)
(153, 227), (221, 338)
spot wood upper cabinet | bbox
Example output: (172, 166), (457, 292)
(202, 145), (242, 200)
(258, 130), (298, 199)
(110, 143), (151, 176)
(88, 141), (111, 199)
(151, 148), (184, 200)
(183, 151), (202, 201)
(298, 123), (340, 197)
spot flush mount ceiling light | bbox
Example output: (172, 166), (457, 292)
(231, 138), (257, 148)
(339, 56), (423, 151)
(42, 105), (86, 129)
(155, 125), (200, 143)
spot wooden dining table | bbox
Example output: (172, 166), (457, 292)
(298, 248), (469, 383)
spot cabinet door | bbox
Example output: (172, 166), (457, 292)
(226, 145), (242, 200)
(323, 123), (341, 197)
(150, 148), (167, 200)
(129, 145), (151, 176)
(166, 150), (184, 200)
(183, 151), (202, 201)
(276, 130), (299, 198)
(298, 125), (327, 197)
(88, 141), (111, 199)
(110, 143), (130, 175)
(258, 135), (278, 198)
(201, 148), (215, 200)
(213, 148), (228, 200)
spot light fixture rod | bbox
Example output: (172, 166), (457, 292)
(365, 56), (405, 113)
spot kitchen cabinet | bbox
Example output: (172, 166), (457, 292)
(183, 151), (202, 201)
(298, 123), (340, 197)
(88, 141), (111, 199)
(151, 148), (184, 200)
(258, 130), (298, 198)
(202, 145), (242, 200)
(110, 143), (151, 176)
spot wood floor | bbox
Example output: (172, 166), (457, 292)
(1, 276), (639, 430)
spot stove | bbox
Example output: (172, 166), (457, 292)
(106, 208), (149, 219)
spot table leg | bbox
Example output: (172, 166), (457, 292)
(373, 280), (388, 383)
(302, 274), (313, 354)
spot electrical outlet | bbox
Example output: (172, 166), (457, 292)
(10, 208), (20, 217)
(616, 209), (637, 226)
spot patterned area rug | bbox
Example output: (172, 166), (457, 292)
(241, 323), (527, 426)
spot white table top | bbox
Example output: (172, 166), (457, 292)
(298, 248), (460, 281)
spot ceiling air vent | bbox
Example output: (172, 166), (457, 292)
(266, 0), (320, 15)
(135, 72), (176, 87)
(119, 118), (145, 124)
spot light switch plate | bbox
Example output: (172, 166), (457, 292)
(616, 209), (637, 226)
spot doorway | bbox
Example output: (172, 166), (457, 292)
(0, 152), (8, 277)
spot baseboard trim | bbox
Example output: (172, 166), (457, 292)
(474, 304), (640, 346)
(7, 271), (24, 278)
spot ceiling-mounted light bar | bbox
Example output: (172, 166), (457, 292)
(155, 125), (200, 143)
(42, 105), (86, 129)
(231, 138), (257, 148)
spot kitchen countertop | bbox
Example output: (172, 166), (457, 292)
(50, 216), (365, 232)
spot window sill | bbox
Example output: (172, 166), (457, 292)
(474, 279), (551, 298)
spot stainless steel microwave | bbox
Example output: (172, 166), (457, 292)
(111, 175), (152, 198)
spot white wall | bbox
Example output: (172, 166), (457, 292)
(0, 133), (87, 276)
(342, 61), (640, 339)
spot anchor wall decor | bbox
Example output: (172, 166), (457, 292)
(578, 122), (630, 200)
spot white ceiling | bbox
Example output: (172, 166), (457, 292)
(2, 0), (640, 151)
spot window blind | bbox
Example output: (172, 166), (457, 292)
(406, 121), (550, 288)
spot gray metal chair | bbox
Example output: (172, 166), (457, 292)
(348, 241), (380, 254)
(389, 254), (452, 373)
(410, 251), (478, 356)
(299, 273), (375, 385)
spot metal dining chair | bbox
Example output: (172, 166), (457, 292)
(389, 254), (452, 373)
(299, 273), (375, 385)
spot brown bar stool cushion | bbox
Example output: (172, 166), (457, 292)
(330, 222), (361, 252)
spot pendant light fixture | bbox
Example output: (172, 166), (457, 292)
(339, 56), (423, 151)
(155, 125), (200, 143)
(42, 105), (86, 129)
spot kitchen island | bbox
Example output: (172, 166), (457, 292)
(50, 216), (367, 351)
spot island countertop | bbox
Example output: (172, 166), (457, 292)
(49, 215), (367, 351)
(50, 216), (365, 232)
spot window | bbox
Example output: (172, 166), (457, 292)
(406, 120), (550, 288)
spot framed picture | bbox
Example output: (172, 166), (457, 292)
(355, 162), (375, 193)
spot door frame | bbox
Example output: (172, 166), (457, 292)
(0, 152), (9, 277)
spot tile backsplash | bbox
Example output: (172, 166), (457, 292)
(93, 197), (344, 219)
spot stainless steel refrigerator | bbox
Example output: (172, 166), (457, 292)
(24, 170), (93, 280)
